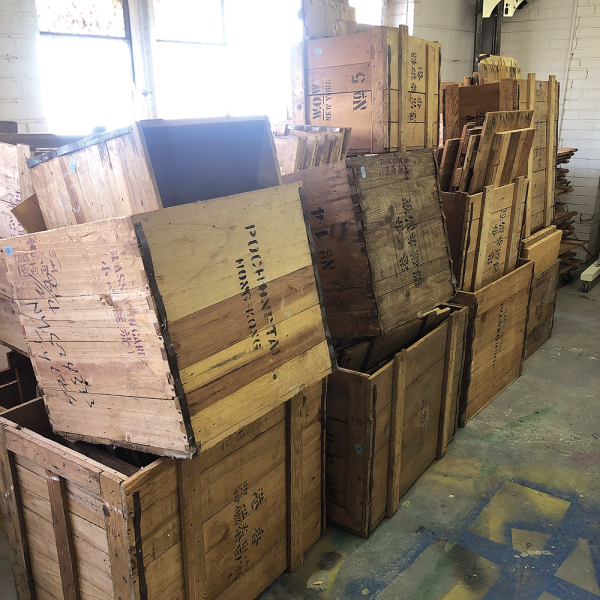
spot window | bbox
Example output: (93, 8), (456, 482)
(35, 0), (134, 133)
(154, 0), (225, 45)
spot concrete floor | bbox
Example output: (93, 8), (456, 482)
(1, 273), (598, 600)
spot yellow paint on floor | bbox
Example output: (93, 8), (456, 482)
(511, 529), (552, 555)
(442, 581), (484, 600)
(469, 481), (571, 545)
(555, 539), (600, 595)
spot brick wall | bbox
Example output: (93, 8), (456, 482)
(502, 0), (600, 258)
(0, 0), (47, 132)
(385, 0), (477, 82)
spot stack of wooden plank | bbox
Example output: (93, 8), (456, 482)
(476, 56), (521, 84)
(554, 147), (584, 276)
(294, 25), (440, 154)
(440, 75), (559, 236)
(0, 118), (336, 600)
(272, 123), (351, 175)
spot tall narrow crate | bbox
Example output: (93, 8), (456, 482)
(297, 25), (440, 154)
(2, 183), (334, 457)
(0, 382), (325, 600)
(326, 306), (468, 537)
(454, 262), (534, 424)
(284, 149), (455, 337)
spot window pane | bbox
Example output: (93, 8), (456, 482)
(36, 0), (126, 37)
(155, 42), (228, 118)
(39, 36), (134, 133)
(153, 0), (224, 44)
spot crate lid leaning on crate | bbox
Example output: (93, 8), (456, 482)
(2, 174), (335, 459)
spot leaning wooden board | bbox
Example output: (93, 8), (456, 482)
(454, 262), (534, 424)
(0, 383), (325, 600)
(284, 149), (455, 337)
(325, 306), (468, 537)
(2, 183), (334, 457)
(523, 260), (560, 361)
(299, 26), (440, 154)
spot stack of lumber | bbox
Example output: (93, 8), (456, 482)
(272, 123), (351, 175)
(293, 25), (440, 154)
(440, 110), (534, 292)
(284, 148), (455, 337)
(440, 75), (559, 236)
(553, 147), (584, 275)
(326, 305), (468, 536)
(476, 56), (521, 84)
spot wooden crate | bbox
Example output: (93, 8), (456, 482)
(284, 149), (455, 337)
(523, 259), (560, 361)
(441, 76), (559, 234)
(325, 306), (468, 537)
(454, 262), (534, 425)
(2, 183), (334, 458)
(0, 382), (325, 600)
(296, 26), (440, 154)
(26, 116), (282, 230)
(441, 178), (528, 291)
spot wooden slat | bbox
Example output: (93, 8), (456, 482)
(544, 75), (557, 228)
(472, 186), (494, 292)
(46, 469), (81, 600)
(287, 391), (304, 571)
(437, 311), (459, 458)
(504, 177), (528, 275)
(0, 424), (36, 599)
(178, 458), (206, 600)
(386, 352), (405, 518)
(100, 472), (131, 600)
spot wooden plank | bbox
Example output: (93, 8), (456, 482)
(370, 27), (387, 154)
(544, 75), (557, 228)
(99, 472), (131, 600)
(178, 458), (206, 600)
(469, 111), (534, 194)
(443, 84), (460, 143)
(472, 186), (494, 292)
(386, 352), (405, 518)
(437, 311), (459, 458)
(287, 391), (304, 571)
(0, 424), (36, 599)
(504, 177), (528, 274)
(398, 25), (410, 152)
(439, 139), (461, 192)
(46, 469), (81, 600)
(522, 229), (562, 275)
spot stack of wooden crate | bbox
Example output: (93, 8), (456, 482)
(284, 148), (468, 535)
(0, 118), (336, 600)
(293, 25), (441, 154)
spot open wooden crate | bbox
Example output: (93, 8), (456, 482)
(454, 262), (534, 424)
(0, 382), (325, 600)
(325, 306), (468, 537)
(26, 116), (282, 230)
(284, 149), (455, 337)
(295, 25), (440, 154)
(2, 183), (334, 458)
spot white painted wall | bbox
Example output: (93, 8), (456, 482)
(0, 0), (47, 132)
(502, 0), (600, 258)
(384, 0), (477, 82)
